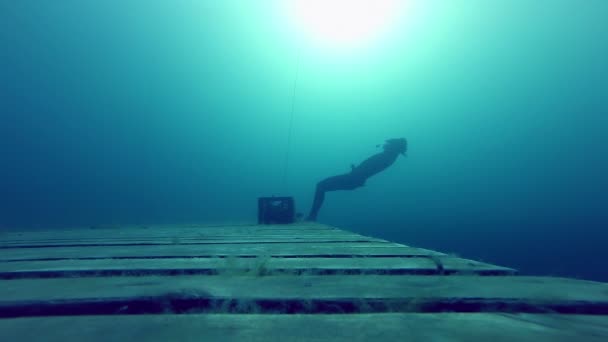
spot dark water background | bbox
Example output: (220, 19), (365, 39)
(1, 1), (607, 281)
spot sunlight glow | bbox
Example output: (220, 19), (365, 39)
(291, 0), (402, 48)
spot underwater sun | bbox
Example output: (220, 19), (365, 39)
(290, 0), (401, 48)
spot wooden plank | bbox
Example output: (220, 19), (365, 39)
(0, 243), (443, 261)
(0, 235), (387, 247)
(0, 230), (362, 241)
(0, 224), (397, 251)
(0, 257), (438, 277)
(2, 275), (606, 304)
(1, 256), (440, 271)
(1, 313), (606, 342)
(0, 231), (377, 241)
(440, 257), (516, 275)
(0, 223), (341, 240)
(1, 223), (332, 231)
(0, 256), (514, 278)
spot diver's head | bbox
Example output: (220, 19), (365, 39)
(383, 138), (407, 155)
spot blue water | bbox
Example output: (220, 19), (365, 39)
(1, 1), (607, 281)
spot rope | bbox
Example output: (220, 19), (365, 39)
(281, 49), (302, 194)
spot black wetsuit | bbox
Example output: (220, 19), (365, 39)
(307, 149), (402, 221)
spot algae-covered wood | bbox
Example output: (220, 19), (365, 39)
(0, 243), (444, 261)
(0, 314), (607, 342)
(0, 255), (514, 278)
(0, 223), (341, 241)
(0, 223), (605, 341)
(2, 274), (607, 306)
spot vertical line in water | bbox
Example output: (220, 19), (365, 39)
(281, 49), (302, 194)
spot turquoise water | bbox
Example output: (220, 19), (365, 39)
(1, 1), (607, 281)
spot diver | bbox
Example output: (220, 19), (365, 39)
(307, 138), (408, 221)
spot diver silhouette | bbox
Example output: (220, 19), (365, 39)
(307, 138), (407, 221)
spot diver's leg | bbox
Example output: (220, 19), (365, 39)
(307, 182), (326, 221)
(307, 174), (361, 221)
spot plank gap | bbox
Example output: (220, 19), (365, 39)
(1, 296), (607, 318)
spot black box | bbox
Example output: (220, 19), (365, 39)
(258, 197), (295, 224)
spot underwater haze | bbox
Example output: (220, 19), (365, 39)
(1, 1), (607, 281)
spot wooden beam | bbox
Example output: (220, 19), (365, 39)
(2, 275), (606, 305)
(0, 313), (607, 342)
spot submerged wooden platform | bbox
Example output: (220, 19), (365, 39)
(0, 223), (607, 341)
